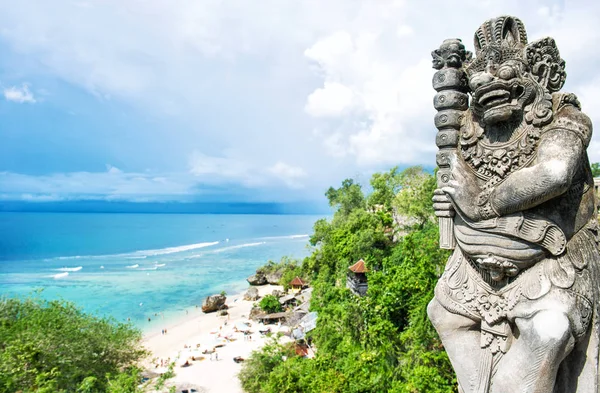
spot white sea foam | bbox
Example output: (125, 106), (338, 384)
(132, 241), (220, 257)
(53, 272), (69, 279)
(259, 234), (309, 240)
(154, 263), (166, 267)
(56, 266), (83, 272)
(126, 264), (139, 269)
(139, 267), (157, 271)
(210, 242), (266, 254)
(47, 241), (220, 261)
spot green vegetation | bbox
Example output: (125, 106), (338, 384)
(257, 257), (305, 291)
(259, 295), (283, 314)
(592, 162), (600, 178)
(240, 166), (456, 393)
(0, 296), (150, 393)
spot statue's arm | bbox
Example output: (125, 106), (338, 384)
(489, 110), (591, 216)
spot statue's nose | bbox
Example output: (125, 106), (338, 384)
(469, 72), (494, 91)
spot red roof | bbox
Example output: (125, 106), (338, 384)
(349, 259), (368, 273)
(290, 276), (307, 286)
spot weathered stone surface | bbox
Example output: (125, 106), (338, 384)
(266, 270), (283, 285)
(429, 15), (600, 393)
(248, 306), (264, 321)
(244, 286), (260, 301)
(201, 294), (227, 313)
(246, 273), (267, 286)
(271, 289), (283, 298)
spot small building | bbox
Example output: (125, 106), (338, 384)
(279, 293), (298, 308)
(347, 259), (369, 296)
(257, 311), (291, 324)
(289, 276), (307, 291)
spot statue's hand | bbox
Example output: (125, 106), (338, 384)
(442, 180), (483, 221)
(433, 189), (454, 218)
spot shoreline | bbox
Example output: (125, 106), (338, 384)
(139, 278), (250, 336)
(142, 284), (289, 393)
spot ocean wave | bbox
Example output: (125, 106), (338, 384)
(259, 234), (309, 240)
(132, 241), (220, 257)
(56, 266), (83, 272)
(53, 272), (69, 279)
(154, 263), (166, 267)
(56, 255), (83, 260)
(139, 267), (157, 271)
(211, 242), (266, 253)
(45, 241), (220, 261)
(185, 241), (267, 259)
(126, 264), (139, 269)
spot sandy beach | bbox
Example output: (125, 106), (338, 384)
(142, 284), (289, 393)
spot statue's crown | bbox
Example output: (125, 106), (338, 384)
(465, 16), (528, 75)
(464, 15), (566, 92)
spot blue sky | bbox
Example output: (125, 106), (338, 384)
(0, 0), (598, 206)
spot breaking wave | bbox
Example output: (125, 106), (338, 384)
(259, 234), (309, 240)
(56, 266), (83, 272)
(45, 241), (220, 261)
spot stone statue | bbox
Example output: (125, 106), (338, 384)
(428, 16), (600, 393)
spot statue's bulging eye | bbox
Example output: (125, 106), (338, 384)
(498, 66), (516, 80)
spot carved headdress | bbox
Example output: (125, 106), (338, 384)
(464, 15), (566, 93)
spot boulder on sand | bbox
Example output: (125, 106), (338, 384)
(249, 305), (265, 321)
(244, 287), (260, 301)
(272, 289), (284, 298)
(266, 270), (284, 285)
(202, 294), (227, 313)
(246, 273), (267, 286)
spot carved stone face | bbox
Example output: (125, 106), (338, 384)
(468, 59), (533, 125)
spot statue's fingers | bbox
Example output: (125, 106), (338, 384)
(434, 188), (446, 195)
(433, 202), (453, 211)
(435, 210), (455, 218)
(441, 186), (456, 196)
(432, 193), (450, 202)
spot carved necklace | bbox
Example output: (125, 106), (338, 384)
(460, 117), (541, 190)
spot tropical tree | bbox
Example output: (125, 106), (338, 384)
(0, 296), (148, 393)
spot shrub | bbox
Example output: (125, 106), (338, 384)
(259, 295), (282, 314)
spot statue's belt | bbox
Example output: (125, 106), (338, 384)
(455, 212), (567, 256)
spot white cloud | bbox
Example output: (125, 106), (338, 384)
(396, 25), (413, 38)
(1, 0), (599, 198)
(305, 82), (356, 117)
(3, 83), (36, 103)
(268, 162), (307, 189)
(0, 168), (193, 202)
(189, 151), (310, 189)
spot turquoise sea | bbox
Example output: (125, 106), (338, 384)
(0, 212), (322, 332)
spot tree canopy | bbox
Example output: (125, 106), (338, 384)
(592, 162), (600, 178)
(239, 166), (456, 393)
(0, 296), (149, 393)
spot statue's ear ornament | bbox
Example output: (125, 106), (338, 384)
(524, 37), (566, 93)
